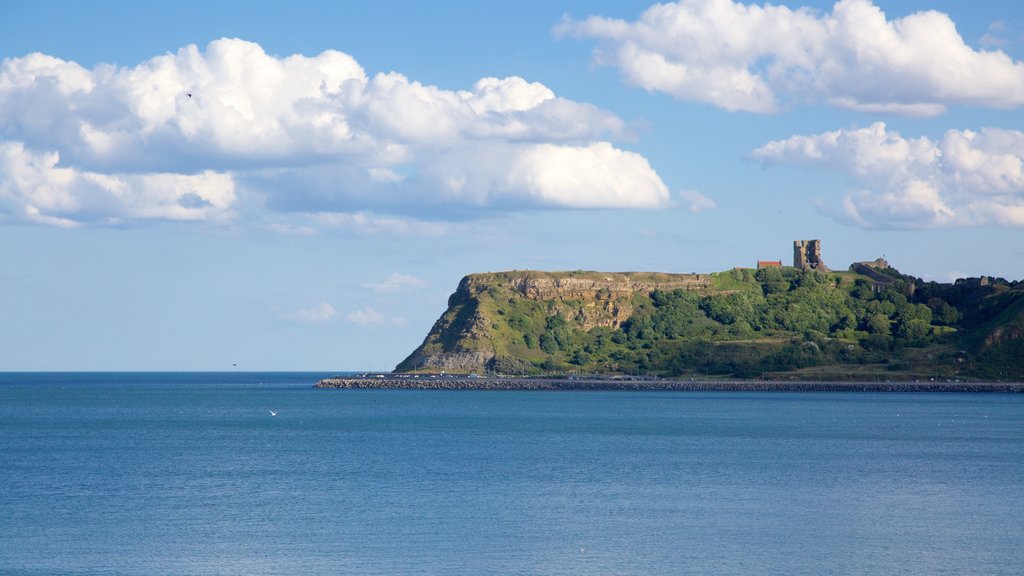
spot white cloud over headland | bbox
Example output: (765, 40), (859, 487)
(0, 39), (671, 228)
(752, 122), (1024, 228)
(557, 0), (1024, 114)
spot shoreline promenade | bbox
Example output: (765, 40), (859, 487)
(315, 375), (1024, 393)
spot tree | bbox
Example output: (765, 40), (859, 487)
(700, 292), (764, 328)
(490, 356), (531, 375)
(932, 301), (960, 325)
(539, 333), (559, 353)
(852, 279), (876, 300)
(897, 303), (933, 326)
(897, 319), (932, 346)
(523, 333), (536, 349)
(570, 350), (591, 366)
(866, 313), (890, 335)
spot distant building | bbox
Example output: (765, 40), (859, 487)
(955, 276), (991, 288)
(858, 257), (889, 270)
(794, 239), (829, 272)
(757, 260), (782, 269)
(850, 260), (893, 292)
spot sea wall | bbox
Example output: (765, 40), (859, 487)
(316, 375), (1024, 393)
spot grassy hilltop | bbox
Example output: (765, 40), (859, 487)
(395, 266), (1024, 381)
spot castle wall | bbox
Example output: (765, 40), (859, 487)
(794, 239), (828, 272)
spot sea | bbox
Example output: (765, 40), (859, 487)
(2, 372), (1023, 576)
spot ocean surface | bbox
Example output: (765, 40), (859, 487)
(2, 373), (1023, 576)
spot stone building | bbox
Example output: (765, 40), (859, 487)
(850, 259), (893, 292)
(794, 239), (829, 272)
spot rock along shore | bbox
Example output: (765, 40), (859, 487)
(314, 375), (1024, 393)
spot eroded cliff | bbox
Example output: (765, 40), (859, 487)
(395, 270), (711, 373)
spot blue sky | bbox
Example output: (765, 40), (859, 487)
(2, 0), (1023, 371)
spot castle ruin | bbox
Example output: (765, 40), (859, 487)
(794, 239), (829, 272)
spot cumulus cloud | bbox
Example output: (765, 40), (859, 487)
(502, 142), (668, 208)
(288, 301), (337, 323)
(557, 0), (1024, 114)
(366, 273), (427, 293)
(751, 122), (1024, 228)
(0, 141), (235, 226)
(0, 39), (671, 228)
(346, 306), (384, 325)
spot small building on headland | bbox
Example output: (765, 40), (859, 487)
(757, 260), (782, 269)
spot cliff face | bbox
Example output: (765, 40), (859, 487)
(469, 271), (709, 331)
(492, 271), (709, 300)
(395, 271), (710, 373)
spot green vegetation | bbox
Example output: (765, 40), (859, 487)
(396, 267), (1024, 381)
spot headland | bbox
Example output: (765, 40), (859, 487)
(365, 240), (1024, 383)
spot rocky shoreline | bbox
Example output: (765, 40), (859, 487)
(314, 375), (1024, 393)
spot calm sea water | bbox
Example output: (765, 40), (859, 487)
(2, 372), (1023, 575)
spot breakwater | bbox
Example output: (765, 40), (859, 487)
(314, 375), (1024, 393)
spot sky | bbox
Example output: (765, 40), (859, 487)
(2, 0), (1023, 371)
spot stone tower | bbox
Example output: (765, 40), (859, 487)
(794, 239), (828, 272)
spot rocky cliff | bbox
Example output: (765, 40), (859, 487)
(395, 270), (711, 373)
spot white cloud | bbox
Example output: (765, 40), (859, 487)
(557, 0), (1024, 114)
(0, 141), (236, 226)
(346, 306), (384, 325)
(677, 189), (716, 212)
(289, 301), (337, 323)
(979, 20), (1010, 48)
(308, 212), (449, 236)
(0, 38), (670, 228)
(366, 273), (427, 293)
(502, 142), (669, 208)
(752, 122), (1024, 228)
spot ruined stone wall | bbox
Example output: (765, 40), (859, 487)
(794, 239), (829, 272)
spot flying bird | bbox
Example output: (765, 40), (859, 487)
(269, 410), (278, 417)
